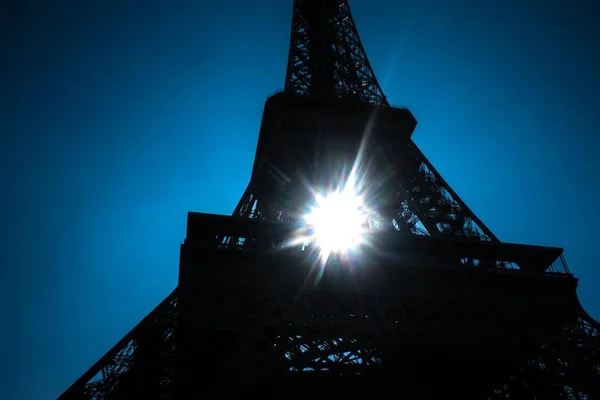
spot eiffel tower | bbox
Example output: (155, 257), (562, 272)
(59, 0), (600, 399)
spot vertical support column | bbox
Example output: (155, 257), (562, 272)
(302, 0), (338, 99)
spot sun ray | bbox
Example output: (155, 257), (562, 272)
(301, 182), (370, 264)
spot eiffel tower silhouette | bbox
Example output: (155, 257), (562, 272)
(60, 0), (599, 398)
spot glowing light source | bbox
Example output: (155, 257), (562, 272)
(303, 188), (369, 261)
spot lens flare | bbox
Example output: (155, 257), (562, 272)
(303, 187), (369, 263)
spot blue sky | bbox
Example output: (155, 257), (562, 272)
(2, 0), (599, 398)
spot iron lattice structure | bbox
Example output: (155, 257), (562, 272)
(60, 0), (599, 399)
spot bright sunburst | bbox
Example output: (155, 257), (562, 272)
(303, 186), (370, 263)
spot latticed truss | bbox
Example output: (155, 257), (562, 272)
(232, 140), (499, 244)
(60, 213), (600, 399)
(60, 293), (178, 399)
(266, 0), (500, 244)
(401, 142), (499, 241)
(488, 315), (600, 399)
(61, 278), (599, 399)
(59, 0), (600, 398)
(285, 0), (387, 105)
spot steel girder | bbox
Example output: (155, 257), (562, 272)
(284, 0), (387, 105)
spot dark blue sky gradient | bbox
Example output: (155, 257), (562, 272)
(2, 1), (599, 398)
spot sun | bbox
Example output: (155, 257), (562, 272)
(303, 188), (369, 262)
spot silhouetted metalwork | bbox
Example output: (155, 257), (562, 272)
(59, 0), (599, 399)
